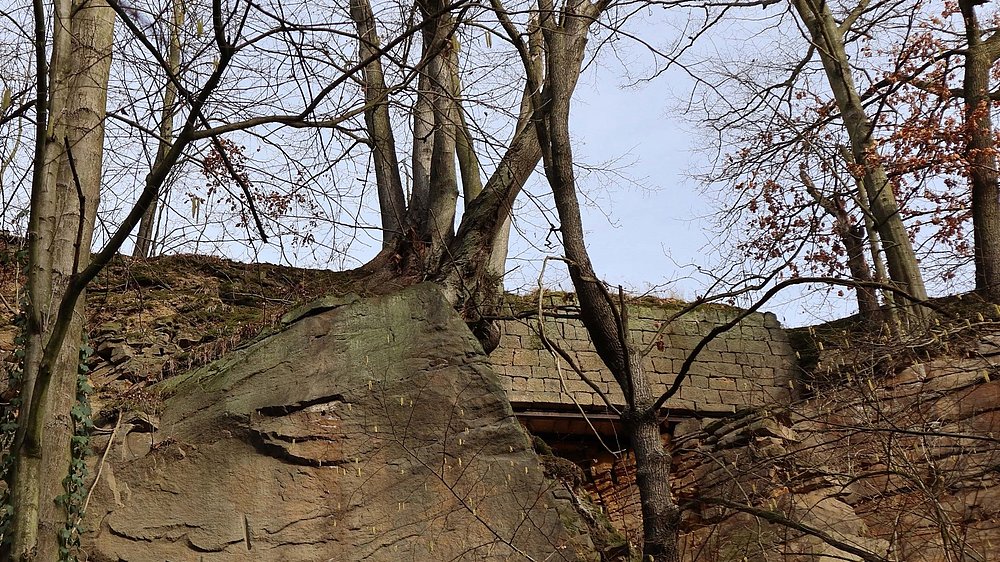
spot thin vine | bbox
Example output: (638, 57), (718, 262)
(55, 338), (94, 562)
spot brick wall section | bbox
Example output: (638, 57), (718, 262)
(489, 297), (797, 415)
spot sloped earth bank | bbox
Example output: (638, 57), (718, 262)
(82, 284), (597, 561)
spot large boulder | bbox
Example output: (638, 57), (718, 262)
(84, 284), (596, 561)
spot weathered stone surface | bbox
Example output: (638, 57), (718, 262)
(84, 284), (596, 561)
(673, 344), (1000, 562)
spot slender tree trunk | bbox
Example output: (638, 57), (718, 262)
(436, 110), (542, 304)
(842, 145), (900, 331)
(454, 65), (482, 205)
(843, 223), (880, 320)
(791, 0), (928, 320)
(350, 0), (407, 248)
(7, 1), (114, 559)
(960, 0), (1000, 302)
(533, 2), (679, 558)
(415, 1), (460, 264)
(626, 354), (682, 562)
(133, 0), (182, 258)
(409, 47), (435, 228)
(801, 169), (880, 321)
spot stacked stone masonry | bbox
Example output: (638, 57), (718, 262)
(489, 297), (797, 415)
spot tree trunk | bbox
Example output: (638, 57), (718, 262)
(843, 222), (880, 321)
(417, 2), (460, 264)
(626, 354), (682, 562)
(801, 169), (880, 322)
(133, 0), (182, 258)
(408, 39), (435, 229)
(960, 0), (1000, 302)
(7, 1), (114, 559)
(533, 2), (679, 558)
(350, 0), (406, 249)
(791, 0), (928, 320)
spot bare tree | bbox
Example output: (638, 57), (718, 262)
(788, 0), (928, 321)
(5, 0), (115, 558)
(956, 0), (1000, 301)
(132, 0), (183, 258)
(510, 0), (687, 556)
(1, 0), (609, 555)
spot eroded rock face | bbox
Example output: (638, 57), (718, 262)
(84, 284), (596, 561)
(673, 343), (1000, 562)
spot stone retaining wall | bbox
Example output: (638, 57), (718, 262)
(489, 297), (797, 415)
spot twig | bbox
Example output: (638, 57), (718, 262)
(535, 257), (622, 455)
(80, 411), (122, 519)
(0, 292), (17, 316)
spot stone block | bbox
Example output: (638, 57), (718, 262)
(668, 334), (703, 350)
(634, 306), (666, 321)
(564, 379), (592, 394)
(512, 349), (539, 367)
(651, 356), (674, 373)
(538, 320), (562, 338)
(498, 334), (521, 350)
(535, 391), (563, 403)
(577, 353), (607, 372)
(695, 350), (723, 363)
(718, 390), (747, 405)
(504, 321), (532, 336)
(606, 388), (627, 403)
(726, 340), (745, 354)
(687, 375), (711, 389)
(707, 338), (731, 354)
(505, 363), (531, 377)
(537, 351), (557, 369)
(555, 322), (574, 339)
(526, 377), (545, 392)
(509, 392), (532, 404)
(740, 340), (771, 355)
(696, 402), (736, 414)
(666, 397), (697, 411)
(652, 346), (686, 360)
(686, 362), (712, 377)
(489, 346), (516, 366)
(709, 377), (737, 391)
(768, 341), (793, 355)
(763, 312), (781, 328)
(680, 387), (721, 405)
(499, 376), (514, 392)
(565, 337), (594, 351)
(768, 327), (788, 341)
(650, 382), (668, 396)
(672, 320), (698, 336)
(714, 362), (744, 377)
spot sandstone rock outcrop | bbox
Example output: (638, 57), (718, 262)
(672, 333), (1000, 562)
(83, 284), (597, 561)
